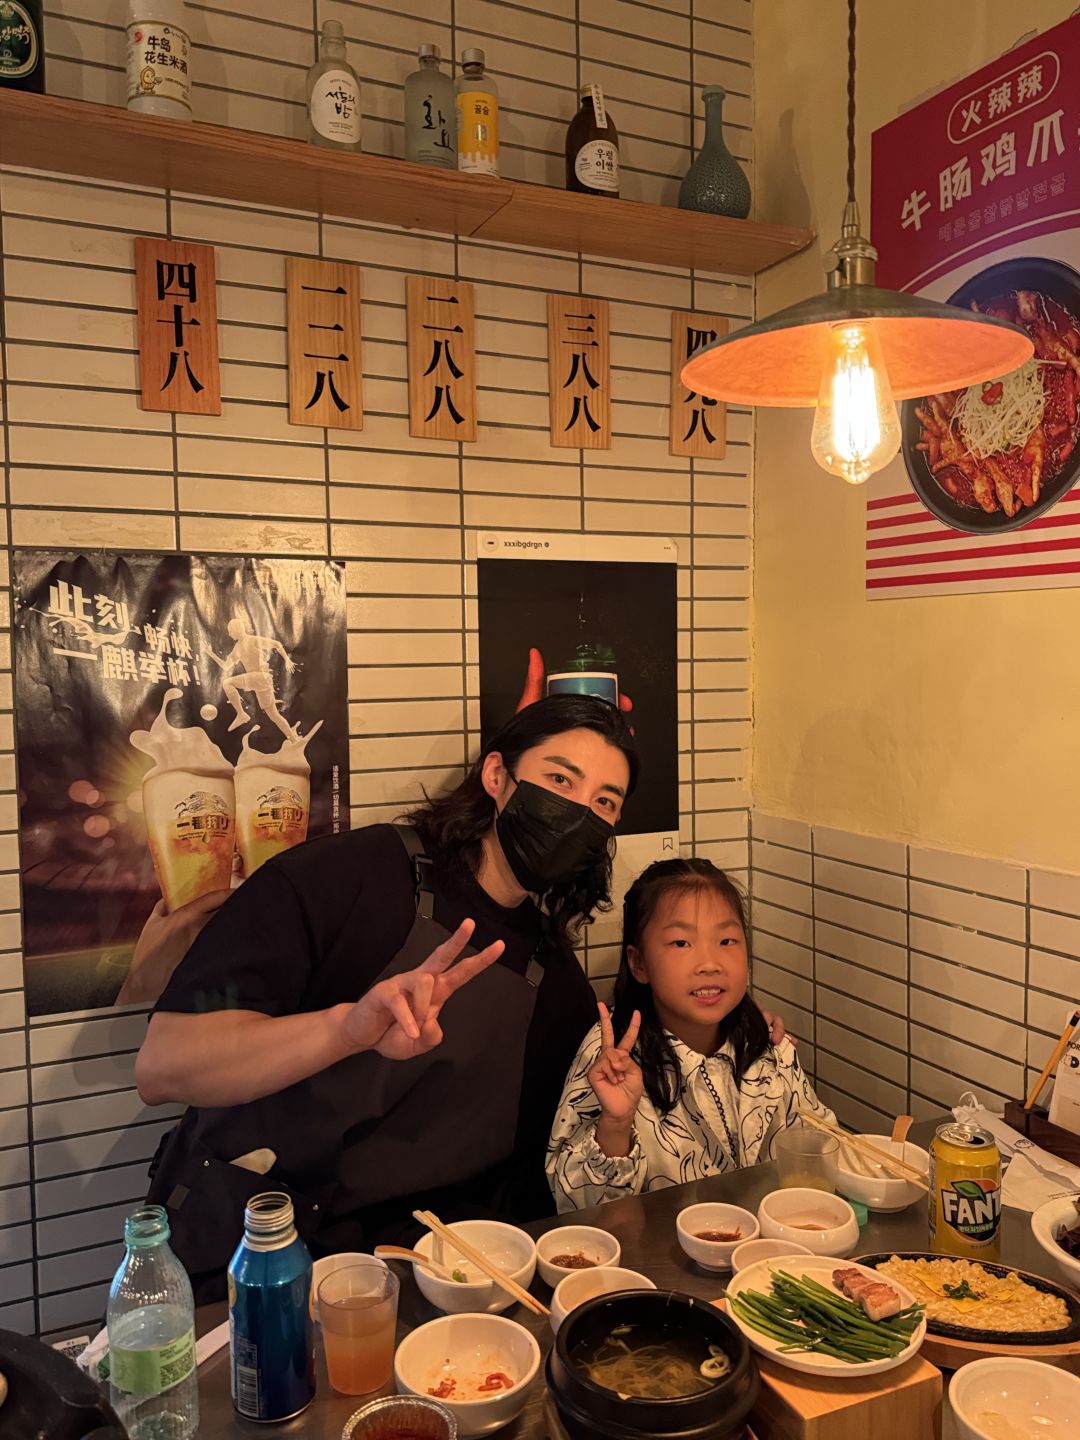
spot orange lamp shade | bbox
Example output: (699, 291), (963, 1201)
(681, 284), (1035, 407)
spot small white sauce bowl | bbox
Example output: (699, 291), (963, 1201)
(756, 1188), (859, 1257)
(535, 1225), (621, 1288)
(394, 1313), (540, 1438)
(549, 1265), (657, 1334)
(730, 1237), (814, 1274)
(413, 1221), (537, 1316)
(949, 1355), (1080, 1440)
(676, 1202), (759, 1271)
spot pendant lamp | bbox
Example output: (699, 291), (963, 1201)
(681, 0), (1035, 485)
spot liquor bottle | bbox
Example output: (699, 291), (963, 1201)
(566, 84), (619, 197)
(0, 0), (45, 94)
(547, 641), (619, 706)
(456, 47), (498, 177)
(228, 1192), (315, 1423)
(307, 19), (361, 152)
(126, 1), (192, 120)
(107, 1205), (198, 1440)
(405, 43), (456, 170)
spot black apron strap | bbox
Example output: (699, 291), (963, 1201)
(394, 823), (437, 921)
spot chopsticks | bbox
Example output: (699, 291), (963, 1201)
(798, 1112), (930, 1190)
(412, 1209), (549, 1318)
(1025, 1008), (1080, 1110)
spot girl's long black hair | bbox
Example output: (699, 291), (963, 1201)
(612, 857), (770, 1113)
(406, 694), (638, 950)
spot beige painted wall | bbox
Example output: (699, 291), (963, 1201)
(752, 0), (1080, 871)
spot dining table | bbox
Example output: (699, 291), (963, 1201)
(191, 1119), (1070, 1439)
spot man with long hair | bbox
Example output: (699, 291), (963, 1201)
(136, 695), (639, 1297)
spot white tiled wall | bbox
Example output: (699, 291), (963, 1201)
(0, 2), (756, 1333)
(750, 813), (1078, 1136)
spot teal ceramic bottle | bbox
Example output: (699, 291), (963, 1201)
(679, 85), (751, 218)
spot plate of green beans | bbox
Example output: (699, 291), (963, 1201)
(724, 1257), (927, 1377)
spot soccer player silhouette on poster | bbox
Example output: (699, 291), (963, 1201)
(207, 618), (298, 740)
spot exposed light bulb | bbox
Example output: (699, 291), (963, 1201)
(810, 322), (901, 484)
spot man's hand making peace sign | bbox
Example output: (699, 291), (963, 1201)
(343, 920), (504, 1060)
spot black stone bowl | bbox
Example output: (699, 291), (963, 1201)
(547, 1288), (759, 1440)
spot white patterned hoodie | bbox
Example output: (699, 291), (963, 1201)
(546, 1024), (836, 1213)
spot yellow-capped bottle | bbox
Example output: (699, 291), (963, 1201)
(456, 47), (498, 177)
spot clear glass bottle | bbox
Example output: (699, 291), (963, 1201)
(126, 1), (191, 120)
(107, 1205), (198, 1440)
(307, 19), (361, 151)
(405, 43), (456, 170)
(0, 0), (45, 94)
(455, 47), (498, 176)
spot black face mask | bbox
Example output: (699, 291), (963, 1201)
(495, 778), (615, 894)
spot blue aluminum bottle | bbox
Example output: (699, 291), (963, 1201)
(228, 1192), (315, 1422)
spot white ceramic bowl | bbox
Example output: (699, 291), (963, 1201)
(676, 1202), (759, 1271)
(1031, 1195), (1080, 1296)
(394, 1313), (541, 1438)
(730, 1237), (814, 1274)
(949, 1356), (1080, 1440)
(549, 1265), (656, 1334)
(834, 1135), (930, 1212)
(413, 1221), (537, 1316)
(756, 1188), (859, 1257)
(534, 1225), (621, 1288)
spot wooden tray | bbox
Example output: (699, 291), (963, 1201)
(714, 1298), (943, 1439)
(749, 1352), (942, 1440)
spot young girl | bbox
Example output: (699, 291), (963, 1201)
(547, 857), (834, 1212)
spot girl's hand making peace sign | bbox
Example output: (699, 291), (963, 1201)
(588, 1001), (643, 1123)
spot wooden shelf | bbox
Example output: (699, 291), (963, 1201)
(0, 92), (813, 278)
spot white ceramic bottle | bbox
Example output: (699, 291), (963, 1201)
(307, 20), (361, 151)
(127, 0), (192, 120)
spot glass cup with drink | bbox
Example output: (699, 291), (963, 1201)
(318, 1260), (400, 1396)
(775, 1124), (840, 1192)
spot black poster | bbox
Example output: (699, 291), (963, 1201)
(477, 537), (679, 839)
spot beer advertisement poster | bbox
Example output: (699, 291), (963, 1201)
(476, 532), (679, 894)
(13, 552), (349, 1018)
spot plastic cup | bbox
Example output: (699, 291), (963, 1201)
(775, 1125), (839, 1192)
(318, 1261), (399, 1396)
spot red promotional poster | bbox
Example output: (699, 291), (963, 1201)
(868, 13), (1080, 597)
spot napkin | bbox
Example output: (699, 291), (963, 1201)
(951, 1093), (1080, 1210)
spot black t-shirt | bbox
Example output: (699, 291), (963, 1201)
(153, 823), (597, 1245)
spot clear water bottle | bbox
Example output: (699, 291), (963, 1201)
(107, 1204), (198, 1440)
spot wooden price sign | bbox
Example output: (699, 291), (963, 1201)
(670, 311), (727, 457)
(286, 258), (364, 429)
(547, 294), (611, 448)
(406, 276), (477, 442)
(134, 237), (221, 415)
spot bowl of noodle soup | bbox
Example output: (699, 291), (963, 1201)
(547, 1289), (758, 1440)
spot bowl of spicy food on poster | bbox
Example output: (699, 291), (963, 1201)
(901, 256), (1080, 533)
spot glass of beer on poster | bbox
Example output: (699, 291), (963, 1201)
(317, 1261), (399, 1395)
